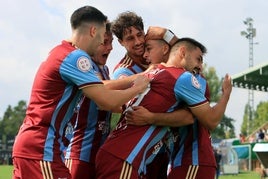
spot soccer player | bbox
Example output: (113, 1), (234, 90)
(125, 38), (230, 179)
(111, 21), (193, 178)
(111, 11), (148, 80)
(95, 37), (232, 179)
(64, 22), (114, 179)
(12, 6), (149, 179)
(143, 26), (179, 64)
(142, 26), (184, 179)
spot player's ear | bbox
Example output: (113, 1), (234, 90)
(179, 46), (186, 58)
(163, 43), (170, 55)
(89, 26), (97, 37)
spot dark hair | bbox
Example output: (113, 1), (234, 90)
(175, 37), (207, 54)
(111, 11), (144, 40)
(70, 6), (107, 29)
(106, 22), (112, 34)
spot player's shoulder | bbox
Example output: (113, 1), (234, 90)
(178, 72), (204, 89)
(112, 68), (133, 79)
(115, 55), (133, 69)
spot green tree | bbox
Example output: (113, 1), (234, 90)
(239, 101), (268, 137)
(0, 100), (26, 140)
(241, 104), (250, 136)
(211, 115), (236, 139)
(202, 64), (221, 103)
(243, 101), (268, 137)
(253, 101), (268, 129)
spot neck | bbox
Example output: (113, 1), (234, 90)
(164, 62), (181, 68)
(68, 32), (86, 50)
(66, 37), (79, 48)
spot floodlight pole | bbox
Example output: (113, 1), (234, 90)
(240, 18), (256, 138)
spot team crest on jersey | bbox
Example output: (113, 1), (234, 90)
(77, 57), (92, 72)
(191, 75), (201, 89)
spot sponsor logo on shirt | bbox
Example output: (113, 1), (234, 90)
(152, 140), (164, 154)
(98, 121), (110, 135)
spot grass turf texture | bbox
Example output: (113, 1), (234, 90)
(0, 165), (262, 179)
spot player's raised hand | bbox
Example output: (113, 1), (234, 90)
(222, 74), (232, 99)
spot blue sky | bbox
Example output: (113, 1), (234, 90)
(0, 0), (267, 136)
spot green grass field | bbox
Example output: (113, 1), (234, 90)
(220, 171), (261, 179)
(0, 165), (13, 179)
(0, 165), (262, 179)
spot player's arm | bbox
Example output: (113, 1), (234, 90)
(125, 106), (194, 127)
(105, 64), (154, 90)
(189, 74), (232, 130)
(82, 75), (150, 111)
(102, 73), (143, 90)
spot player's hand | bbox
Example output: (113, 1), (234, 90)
(222, 74), (232, 99)
(132, 75), (150, 94)
(125, 106), (153, 126)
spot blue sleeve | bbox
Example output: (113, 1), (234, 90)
(174, 72), (208, 106)
(59, 49), (102, 87)
(112, 67), (135, 79)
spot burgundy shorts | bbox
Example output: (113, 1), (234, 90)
(168, 165), (216, 179)
(12, 157), (71, 179)
(95, 148), (141, 179)
(65, 159), (95, 179)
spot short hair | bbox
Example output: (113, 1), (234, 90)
(173, 37), (207, 54)
(105, 22), (112, 35)
(111, 11), (144, 40)
(70, 6), (107, 30)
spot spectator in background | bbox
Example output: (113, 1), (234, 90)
(248, 135), (255, 143)
(258, 129), (265, 142)
(239, 133), (245, 143)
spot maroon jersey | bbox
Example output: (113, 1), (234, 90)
(112, 54), (148, 79)
(98, 64), (208, 175)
